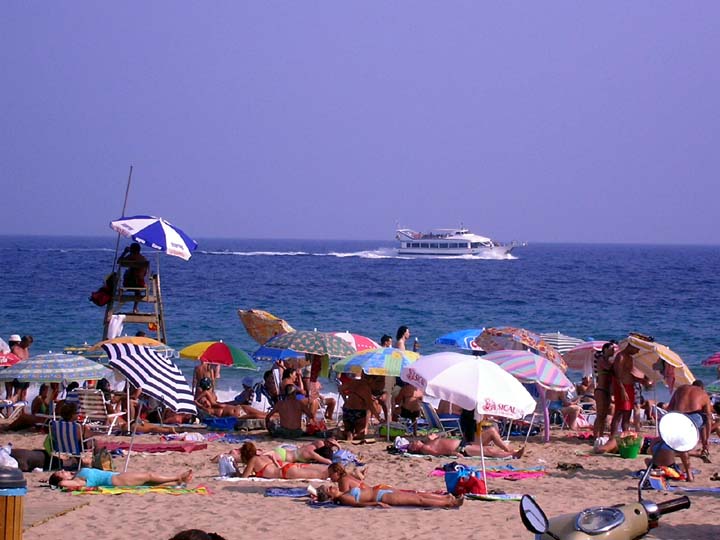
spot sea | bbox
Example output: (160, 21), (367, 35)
(1, 236), (719, 402)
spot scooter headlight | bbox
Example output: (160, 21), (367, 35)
(576, 507), (625, 534)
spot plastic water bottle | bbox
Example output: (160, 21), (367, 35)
(413, 337), (420, 352)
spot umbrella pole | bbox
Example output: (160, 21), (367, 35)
(384, 376), (393, 442)
(476, 421), (487, 487)
(124, 400), (143, 472)
(111, 165), (133, 273)
(540, 386), (550, 443)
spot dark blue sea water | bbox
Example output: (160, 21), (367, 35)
(1, 236), (719, 396)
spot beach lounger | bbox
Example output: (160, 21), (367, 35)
(420, 401), (462, 436)
(75, 389), (126, 434)
(0, 403), (25, 427)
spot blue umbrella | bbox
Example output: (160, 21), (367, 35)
(110, 215), (198, 260)
(435, 329), (485, 351)
(252, 345), (305, 363)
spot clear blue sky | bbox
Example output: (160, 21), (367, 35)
(3, 3), (718, 243)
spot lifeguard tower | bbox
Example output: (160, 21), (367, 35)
(102, 258), (167, 343)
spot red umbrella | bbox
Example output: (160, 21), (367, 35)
(702, 352), (720, 366)
(0, 352), (22, 368)
(333, 332), (380, 352)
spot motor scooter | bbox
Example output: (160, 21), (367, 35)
(518, 412), (698, 540)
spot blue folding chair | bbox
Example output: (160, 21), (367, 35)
(48, 420), (94, 471)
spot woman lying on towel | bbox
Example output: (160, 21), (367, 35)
(237, 441), (336, 479)
(48, 467), (193, 489)
(315, 484), (463, 508)
(406, 430), (525, 459)
(195, 378), (265, 419)
(262, 439), (341, 466)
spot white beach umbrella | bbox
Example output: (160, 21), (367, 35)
(401, 352), (536, 420)
(401, 352), (536, 486)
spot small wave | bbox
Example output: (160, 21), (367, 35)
(199, 250), (311, 256)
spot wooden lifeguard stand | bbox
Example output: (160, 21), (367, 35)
(102, 259), (167, 343)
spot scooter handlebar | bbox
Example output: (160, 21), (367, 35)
(656, 496), (691, 516)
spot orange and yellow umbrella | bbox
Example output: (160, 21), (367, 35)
(238, 309), (294, 345)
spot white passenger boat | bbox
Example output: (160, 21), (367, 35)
(395, 227), (520, 257)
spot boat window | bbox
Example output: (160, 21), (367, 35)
(438, 244), (448, 249)
(429, 243), (438, 249)
(420, 243), (429, 248)
(471, 242), (480, 248)
(412, 243), (420, 248)
(461, 243), (469, 248)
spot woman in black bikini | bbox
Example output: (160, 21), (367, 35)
(593, 342), (616, 439)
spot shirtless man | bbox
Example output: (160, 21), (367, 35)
(265, 385), (314, 438)
(593, 342), (616, 438)
(668, 381), (713, 477)
(609, 341), (648, 435)
(394, 383), (423, 436)
(339, 375), (381, 441)
(407, 431), (525, 459)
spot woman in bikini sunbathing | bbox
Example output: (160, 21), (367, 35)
(237, 441), (332, 479)
(48, 467), (193, 489)
(315, 483), (463, 508)
(195, 378), (265, 419)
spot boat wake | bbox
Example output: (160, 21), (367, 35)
(200, 248), (517, 260)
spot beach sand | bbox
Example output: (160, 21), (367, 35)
(5, 427), (718, 540)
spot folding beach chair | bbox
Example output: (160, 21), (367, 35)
(47, 420), (95, 471)
(76, 389), (126, 434)
(420, 401), (462, 436)
(0, 403), (25, 427)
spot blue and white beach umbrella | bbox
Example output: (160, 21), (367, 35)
(110, 215), (198, 261)
(435, 329), (485, 351)
(103, 343), (196, 414)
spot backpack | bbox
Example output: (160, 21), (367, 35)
(92, 446), (114, 471)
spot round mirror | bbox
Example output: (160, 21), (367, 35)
(519, 495), (548, 534)
(658, 412), (699, 452)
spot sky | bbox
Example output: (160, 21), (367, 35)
(2, 2), (719, 244)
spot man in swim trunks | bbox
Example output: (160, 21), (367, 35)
(609, 341), (648, 435)
(394, 382), (424, 436)
(668, 381), (713, 473)
(339, 374), (381, 441)
(265, 385), (313, 438)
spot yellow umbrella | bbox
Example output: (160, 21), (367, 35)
(238, 309), (294, 345)
(89, 336), (167, 351)
(626, 335), (695, 390)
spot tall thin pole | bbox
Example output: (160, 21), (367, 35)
(112, 165), (134, 272)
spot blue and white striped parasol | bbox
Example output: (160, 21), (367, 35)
(110, 215), (198, 261)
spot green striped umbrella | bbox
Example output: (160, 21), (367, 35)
(263, 331), (355, 358)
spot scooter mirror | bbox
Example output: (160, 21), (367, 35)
(519, 495), (549, 534)
(658, 412), (699, 452)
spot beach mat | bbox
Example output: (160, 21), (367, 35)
(265, 487), (311, 497)
(100, 441), (208, 453)
(63, 485), (210, 495)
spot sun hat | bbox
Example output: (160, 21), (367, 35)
(242, 377), (254, 388)
(8, 335), (21, 343)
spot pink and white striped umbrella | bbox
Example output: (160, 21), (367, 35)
(562, 340), (617, 376)
(481, 350), (574, 391)
(333, 332), (380, 352)
(701, 352), (720, 366)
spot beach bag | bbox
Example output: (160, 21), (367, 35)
(92, 447), (114, 471)
(218, 454), (237, 477)
(0, 444), (18, 469)
(445, 465), (486, 496)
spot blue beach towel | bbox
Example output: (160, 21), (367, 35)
(265, 487), (311, 497)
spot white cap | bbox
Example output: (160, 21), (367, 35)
(8, 335), (21, 343)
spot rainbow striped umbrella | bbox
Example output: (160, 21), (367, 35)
(332, 347), (419, 377)
(481, 350), (573, 391)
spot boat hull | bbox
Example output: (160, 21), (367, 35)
(396, 245), (515, 257)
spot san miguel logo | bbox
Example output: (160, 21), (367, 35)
(404, 369), (426, 388)
(482, 398), (518, 416)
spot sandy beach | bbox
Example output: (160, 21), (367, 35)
(5, 425), (718, 540)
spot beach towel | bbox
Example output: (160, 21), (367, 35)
(265, 487), (311, 497)
(64, 485), (210, 496)
(214, 476), (326, 482)
(99, 441), (207, 454)
(466, 493), (523, 501)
